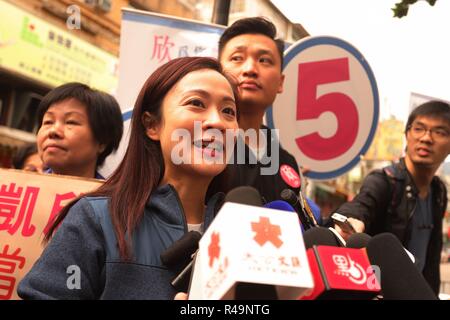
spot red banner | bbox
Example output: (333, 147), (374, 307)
(0, 169), (102, 300)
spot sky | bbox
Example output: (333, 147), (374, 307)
(271, 0), (450, 123)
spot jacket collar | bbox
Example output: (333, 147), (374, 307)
(392, 157), (443, 197)
(145, 184), (224, 232)
(396, 157), (419, 195)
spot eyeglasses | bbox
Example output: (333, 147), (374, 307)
(407, 125), (450, 141)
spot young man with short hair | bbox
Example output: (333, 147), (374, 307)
(218, 17), (304, 204)
(337, 101), (450, 294)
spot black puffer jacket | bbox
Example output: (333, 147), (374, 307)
(338, 158), (447, 294)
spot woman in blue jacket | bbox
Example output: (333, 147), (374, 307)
(18, 57), (239, 299)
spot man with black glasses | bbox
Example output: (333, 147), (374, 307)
(336, 100), (450, 295)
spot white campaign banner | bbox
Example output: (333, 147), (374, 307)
(101, 9), (225, 176)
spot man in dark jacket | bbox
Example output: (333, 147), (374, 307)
(218, 17), (303, 203)
(337, 101), (450, 294)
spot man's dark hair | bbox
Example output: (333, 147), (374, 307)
(37, 82), (123, 167)
(405, 100), (450, 133)
(218, 17), (284, 69)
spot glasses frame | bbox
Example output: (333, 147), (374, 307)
(407, 124), (450, 141)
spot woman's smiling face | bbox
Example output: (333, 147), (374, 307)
(146, 68), (238, 179)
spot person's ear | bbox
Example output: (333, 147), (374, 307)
(142, 111), (161, 141)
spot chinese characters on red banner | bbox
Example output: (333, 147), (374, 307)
(0, 245), (25, 300)
(0, 183), (78, 237)
(0, 183), (39, 237)
(0, 183), (79, 299)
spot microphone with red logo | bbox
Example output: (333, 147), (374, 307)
(188, 186), (314, 300)
(299, 228), (380, 300)
(220, 187), (278, 300)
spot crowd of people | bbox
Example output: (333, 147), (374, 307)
(2, 16), (448, 300)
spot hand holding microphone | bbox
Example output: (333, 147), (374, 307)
(331, 213), (365, 241)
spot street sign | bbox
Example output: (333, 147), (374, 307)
(267, 36), (379, 180)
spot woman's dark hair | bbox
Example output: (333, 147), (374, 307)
(218, 16), (285, 69)
(37, 82), (123, 167)
(405, 100), (450, 133)
(44, 57), (240, 260)
(12, 143), (38, 169)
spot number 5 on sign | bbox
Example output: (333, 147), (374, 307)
(268, 36), (379, 180)
(297, 58), (359, 161)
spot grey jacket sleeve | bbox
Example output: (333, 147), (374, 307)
(336, 170), (391, 232)
(17, 198), (106, 300)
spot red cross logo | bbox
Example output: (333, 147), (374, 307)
(208, 231), (221, 267)
(251, 216), (283, 248)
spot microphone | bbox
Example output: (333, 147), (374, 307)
(300, 228), (380, 300)
(280, 189), (317, 230)
(300, 244), (381, 300)
(171, 258), (196, 293)
(263, 200), (314, 234)
(346, 233), (372, 249)
(160, 231), (201, 269)
(346, 232), (416, 265)
(224, 187), (278, 299)
(303, 226), (344, 249)
(160, 231), (202, 292)
(169, 187), (265, 295)
(263, 200), (296, 212)
(224, 186), (263, 207)
(303, 227), (342, 249)
(366, 233), (437, 300)
(188, 187), (314, 299)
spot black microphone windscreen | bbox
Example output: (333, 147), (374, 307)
(303, 227), (341, 249)
(224, 186), (263, 207)
(366, 233), (437, 300)
(160, 231), (202, 268)
(346, 233), (372, 249)
(280, 189), (298, 205)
